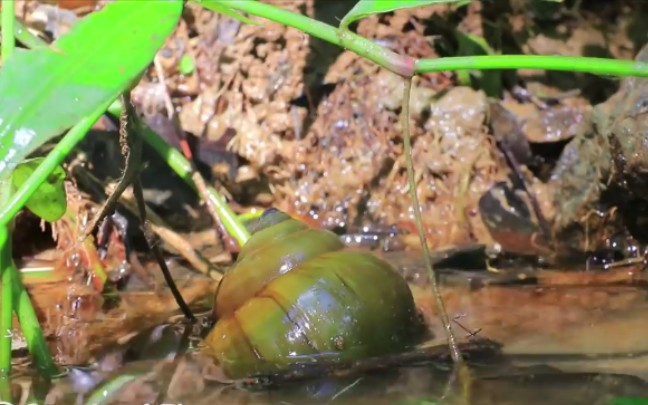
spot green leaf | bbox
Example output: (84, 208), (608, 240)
(0, 0), (184, 180)
(178, 54), (196, 75)
(340, 0), (471, 29)
(192, 0), (260, 25)
(11, 158), (66, 222)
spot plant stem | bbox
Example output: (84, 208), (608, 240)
(14, 18), (47, 50)
(141, 120), (251, 246)
(0, 12), (84, 378)
(200, 0), (414, 76)
(401, 78), (462, 364)
(219, 0), (648, 78)
(1, 0), (15, 61)
(0, 0), (15, 382)
(415, 54), (648, 77)
(0, 102), (110, 226)
(84, 373), (140, 405)
(11, 257), (58, 377)
(0, 225), (12, 378)
(0, 9), (49, 50)
(0, 377), (9, 403)
(0, 99), (249, 250)
(106, 102), (251, 246)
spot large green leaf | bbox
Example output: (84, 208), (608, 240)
(0, 0), (184, 180)
(340, 0), (471, 29)
(11, 158), (66, 222)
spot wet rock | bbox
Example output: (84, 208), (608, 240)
(547, 43), (648, 255)
(494, 100), (592, 145)
(607, 44), (648, 200)
(488, 102), (534, 166)
(548, 125), (613, 252)
(478, 180), (550, 256)
(375, 70), (435, 119)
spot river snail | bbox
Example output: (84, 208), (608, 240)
(203, 208), (424, 379)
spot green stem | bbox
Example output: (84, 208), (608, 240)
(0, 377), (9, 403)
(415, 54), (648, 77)
(0, 190), (57, 378)
(0, 9), (48, 50)
(1, 0), (15, 61)
(0, 0), (15, 383)
(0, 225), (12, 378)
(14, 18), (47, 50)
(0, 98), (250, 250)
(107, 102), (251, 246)
(0, 227), (57, 377)
(84, 373), (140, 405)
(216, 0), (648, 78)
(12, 262), (58, 377)
(199, 0), (414, 76)
(0, 102), (110, 226)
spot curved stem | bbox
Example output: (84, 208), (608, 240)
(217, 0), (648, 78)
(201, 0), (416, 76)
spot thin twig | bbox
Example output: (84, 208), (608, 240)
(191, 172), (240, 253)
(153, 55), (176, 120)
(401, 78), (462, 364)
(118, 187), (219, 278)
(85, 93), (196, 321)
(132, 178), (195, 322)
(82, 93), (143, 240)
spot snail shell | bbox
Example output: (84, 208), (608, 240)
(204, 209), (422, 379)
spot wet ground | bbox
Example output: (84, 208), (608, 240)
(10, 241), (648, 404)
(9, 0), (648, 404)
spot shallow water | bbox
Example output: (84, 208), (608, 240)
(11, 248), (648, 404)
(44, 350), (648, 404)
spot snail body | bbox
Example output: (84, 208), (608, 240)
(204, 209), (422, 379)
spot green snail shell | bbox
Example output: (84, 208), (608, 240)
(204, 209), (422, 379)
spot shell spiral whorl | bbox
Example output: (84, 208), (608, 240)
(204, 209), (422, 379)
